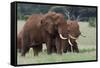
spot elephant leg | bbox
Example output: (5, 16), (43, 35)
(46, 43), (52, 54)
(46, 37), (53, 55)
(52, 45), (57, 53)
(63, 46), (67, 53)
(63, 40), (71, 53)
(21, 46), (30, 56)
(51, 39), (57, 53)
(32, 46), (39, 56)
(56, 44), (62, 54)
(63, 44), (70, 53)
(67, 44), (72, 52)
(67, 39), (78, 53)
(21, 33), (30, 56)
(55, 37), (62, 54)
(32, 44), (42, 56)
(63, 45), (67, 53)
(73, 42), (79, 53)
(66, 45), (73, 53)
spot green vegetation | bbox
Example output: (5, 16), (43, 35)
(88, 17), (96, 27)
(17, 21), (96, 65)
(17, 49), (96, 65)
(17, 3), (96, 20)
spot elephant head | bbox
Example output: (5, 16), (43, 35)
(66, 20), (81, 47)
(41, 12), (68, 39)
(67, 20), (81, 39)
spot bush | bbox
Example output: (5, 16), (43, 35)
(88, 17), (96, 27)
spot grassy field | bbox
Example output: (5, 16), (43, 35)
(17, 20), (97, 65)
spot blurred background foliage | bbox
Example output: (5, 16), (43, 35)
(17, 3), (97, 27)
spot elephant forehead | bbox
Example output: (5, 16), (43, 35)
(68, 23), (79, 29)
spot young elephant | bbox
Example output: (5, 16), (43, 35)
(21, 12), (68, 56)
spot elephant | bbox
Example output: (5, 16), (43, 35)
(21, 12), (68, 56)
(17, 29), (23, 53)
(53, 20), (80, 54)
(63, 20), (81, 53)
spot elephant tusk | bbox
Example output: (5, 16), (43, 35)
(69, 34), (77, 39)
(68, 39), (73, 46)
(68, 39), (73, 52)
(59, 34), (67, 40)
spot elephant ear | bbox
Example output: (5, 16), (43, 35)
(40, 14), (55, 34)
(40, 12), (54, 26)
(40, 17), (47, 26)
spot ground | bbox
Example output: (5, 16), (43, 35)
(17, 20), (97, 65)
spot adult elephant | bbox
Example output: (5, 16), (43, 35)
(17, 29), (23, 53)
(21, 12), (68, 56)
(63, 20), (81, 53)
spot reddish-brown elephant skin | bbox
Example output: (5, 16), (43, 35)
(54, 20), (80, 53)
(21, 12), (68, 56)
(63, 20), (81, 53)
(17, 30), (42, 54)
(21, 14), (44, 56)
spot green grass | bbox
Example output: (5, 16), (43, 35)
(17, 48), (96, 65)
(17, 21), (97, 65)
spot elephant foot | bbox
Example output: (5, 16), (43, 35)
(75, 49), (79, 53)
(57, 50), (62, 55)
(73, 46), (79, 53)
(21, 47), (29, 57)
